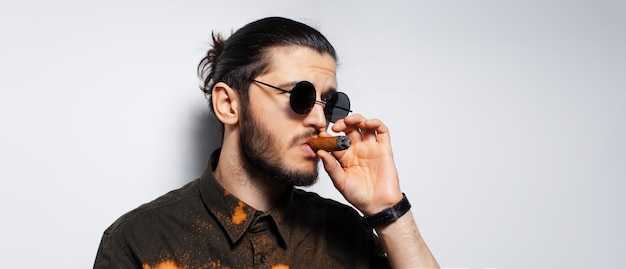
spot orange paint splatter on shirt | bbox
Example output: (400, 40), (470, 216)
(142, 260), (230, 269)
(142, 260), (185, 269)
(232, 200), (246, 224)
(272, 265), (289, 269)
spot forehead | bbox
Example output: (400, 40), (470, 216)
(263, 46), (337, 89)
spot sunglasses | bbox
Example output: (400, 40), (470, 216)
(251, 79), (352, 123)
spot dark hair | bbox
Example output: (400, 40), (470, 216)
(197, 17), (337, 115)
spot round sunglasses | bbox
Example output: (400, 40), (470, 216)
(251, 79), (352, 123)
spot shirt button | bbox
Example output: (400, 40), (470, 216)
(259, 254), (267, 264)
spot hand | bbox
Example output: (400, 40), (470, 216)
(317, 114), (404, 215)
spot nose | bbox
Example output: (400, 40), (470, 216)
(303, 101), (327, 130)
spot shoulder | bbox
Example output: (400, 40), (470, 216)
(292, 188), (352, 209)
(291, 188), (363, 223)
(102, 179), (203, 236)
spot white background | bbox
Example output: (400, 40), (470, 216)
(1, 1), (624, 268)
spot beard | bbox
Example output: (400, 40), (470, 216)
(239, 108), (319, 187)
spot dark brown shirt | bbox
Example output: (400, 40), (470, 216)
(94, 151), (390, 269)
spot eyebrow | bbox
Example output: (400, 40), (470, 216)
(276, 81), (299, 90)
(324, 86), (338, 95)
(321, 88), (337, 100)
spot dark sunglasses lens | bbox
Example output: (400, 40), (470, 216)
(289, 81), (316, 114)
(324, 92), (351, 122)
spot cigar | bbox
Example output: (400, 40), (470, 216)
(310, 136), (352, 152)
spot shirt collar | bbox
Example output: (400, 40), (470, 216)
(198, 149), (295, 248)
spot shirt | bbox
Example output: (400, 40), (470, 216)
(94, 149), (390, 269)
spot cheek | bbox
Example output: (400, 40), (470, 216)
(246, 92), (304, 147)
(249, 92), (291, 120)
(252, 104), (300, 132)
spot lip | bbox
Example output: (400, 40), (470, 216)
(301, 137), (318, 158)
(300, 143), (316, 158)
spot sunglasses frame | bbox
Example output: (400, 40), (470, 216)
(251, 79), (351, 123)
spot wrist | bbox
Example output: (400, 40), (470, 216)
(361, 193), (411, 228)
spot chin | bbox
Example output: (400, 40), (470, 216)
(295, 158), (319, 172)
(289, 171), (319, 187)
(282, 163), (319, 187)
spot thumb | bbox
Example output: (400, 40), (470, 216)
(318, 150), (347, 191)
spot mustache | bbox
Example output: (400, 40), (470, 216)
(290, 129), (319, 146)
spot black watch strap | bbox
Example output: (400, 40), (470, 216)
(362, 193), (411, 228)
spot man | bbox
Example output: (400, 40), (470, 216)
(94, 17), (439, 269)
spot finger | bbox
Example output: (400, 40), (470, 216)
(359, 120), (378, 142)
(362, 118), (391, 144)
(317, 150), (347, 192)
(349, 116), (377, 142)
(340, 115), (379, 143)
(332, 115), (363, 143)
(338, 114), (372, 142)
(316, 130), (333, 138)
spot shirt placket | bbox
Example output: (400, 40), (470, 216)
(248, 215), (282, 268)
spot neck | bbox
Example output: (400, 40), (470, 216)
(213, 142), (288, 212)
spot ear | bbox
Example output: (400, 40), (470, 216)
(212, 82), (240, 126)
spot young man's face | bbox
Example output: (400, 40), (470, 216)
(239, 46), (337, 186)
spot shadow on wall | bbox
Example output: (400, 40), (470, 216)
(187, 108), (223, 182)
